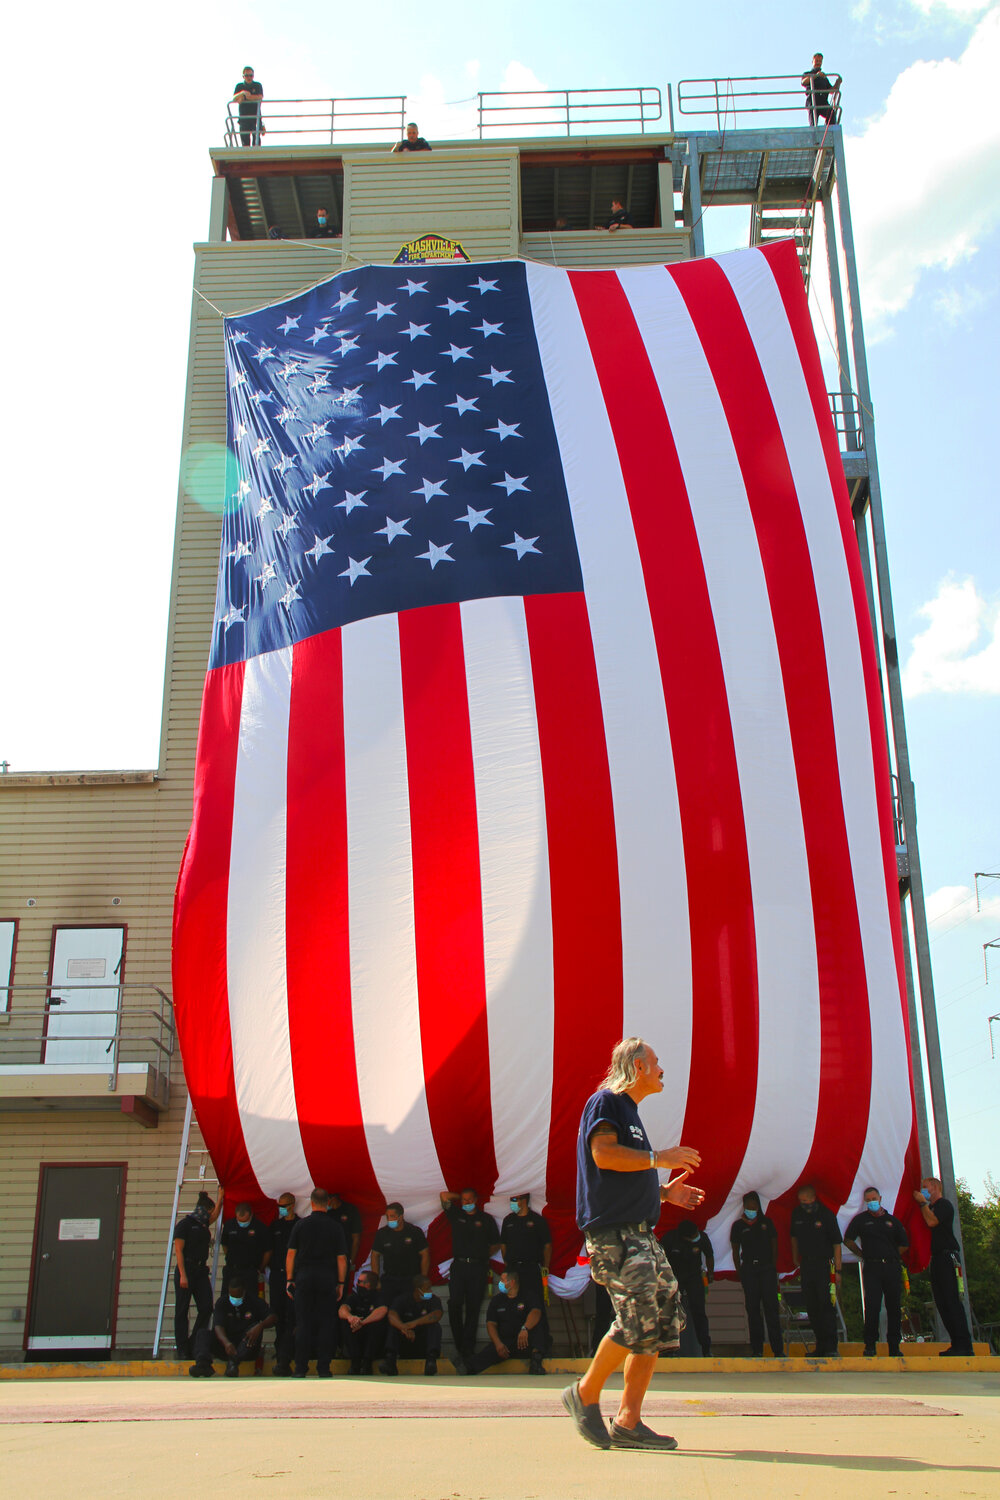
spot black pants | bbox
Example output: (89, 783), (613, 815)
(678, 1275), (711, 1355)
(740, 1263), (783, 1355)
(379, 1275), (412, 1310)
(508, 1262), (551, 1353)
(270, 1273), (295, 1366)
(471, 1321), (543, 1372)
(238, 112), (260, 147)
(930, 1253), (972, 1350)
(294, 1267), (338, 1373)
(800, 1262), (839, 1353)
(449, 1260), (489, 1359)
(193, 1326), (259, 1365)
(344, 1317), (387, 1366)
(174, 1265), (213, 1358)
(385, 1320), (442, 1358)
(861, 1260), (902, 1353)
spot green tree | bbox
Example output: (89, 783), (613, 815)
(958, 1175), (1000, 1336)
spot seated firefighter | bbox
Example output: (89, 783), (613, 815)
(339, 1268), (389, 1374)
(189, 1275), (275, 1377)
(380, 1274), (443, 1376)
(462, 1267), (546, 1376)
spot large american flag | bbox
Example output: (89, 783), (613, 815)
(173, 243), (920, 1273)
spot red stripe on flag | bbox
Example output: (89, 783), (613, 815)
(670, 253), (872, 1217)
(523, 592), (623, 1248)
(172, 663), (263, 1205)
(760, 241), (920, 1220)
(284, 628), (383, 1214)
(569, 270), (759, 1222)
(398, 603), (499, 1197)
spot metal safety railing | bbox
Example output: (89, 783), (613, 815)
(477, 86), (668, 138)
(224, 96), (407, 148)
(0, 983), (175, 1092)
(677, 74), (842, 131)
(829, 389), (865, 451)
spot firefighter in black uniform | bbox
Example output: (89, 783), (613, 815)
(913, 1176), (973, 1356)
(661, 1217), (714, 1356)
(844, 1186), (909, 1356)
(267, 1191), (298, 1375)
(328, 1191), (362, 1354)
(790, 1183), (842, 1356)
(731, 1191), (784, 1357)
(172, 1189), (222, 1359)
(500, 1193), (552, 1353)
(339, 1268), (389, 1373)
(189, 1275), (276, 1377)
(285, 1188), (348, 1377)
(381, 1274), (444, 1375)
(466, 1268), (546, 1375)
(370, 1203), (429, 1309)
(440, 1188), (501, 1365)
(220, 1201), (270, 1296)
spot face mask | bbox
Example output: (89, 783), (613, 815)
(229, 1295), (244, 1307)
(318, 216), (327, 226)
(387, 1218), (399, 1229)
(866, 1199), (881, 1213)
(462, 1203), (476, 1214)
(803, 1203), (817, 1213)
(420, 1291), (432, 1301)
(921, 1189), (931, 1203)
(509, 1200), (520, 1215)
(278, 1206), (291, 1219)
(497, 1280), (507, 1295)
(237, 1218), (251, 1229)
(744, 1208), (758, 1221)
(193, 1207), (209, 1223)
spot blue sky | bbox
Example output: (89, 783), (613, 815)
(4, 1), (998, 1193)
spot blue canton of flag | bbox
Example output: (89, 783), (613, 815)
(214, 261), (584, 668)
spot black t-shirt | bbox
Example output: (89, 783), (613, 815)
(928, 1197), (960, 1256)
(486, 1290), (538, 1335)
(234, 80), (263, 115)
(212, 1291), (270, 1343)
(731, 1215), (778, 1270)
(790, 1202), (843, 1265)
(310, 223), (339, 238)
(390, 1290), (442, 1324)
(330, 1199), (362, 1253)
(394, 137), (431, 152)
(174, 1212), (211, 1268)
(501, 1211), (552, 1266)
(221, 1216), (269, 1274)
(287, 1212), (347, 1271)
(372, 1223), (427, 1279)
(844, 1208), (908, 1261)
(444, 1203), (499, 1262)
(267, 1214), (298, 1272)
(661, 1228), (713, 1282)
(607, 208), (633, 228)
(804, 68), (832, 104)
(576, 1088), (659, 1232)
(343, 1286), (387, 1319)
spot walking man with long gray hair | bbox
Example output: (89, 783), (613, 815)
(562, 1037), (704, 1451)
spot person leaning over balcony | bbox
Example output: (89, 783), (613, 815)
(605, 198), (633, 232)
(233, 65), (264, 146)
(801, 54), (835, 126)
(393, 121), (432, 152)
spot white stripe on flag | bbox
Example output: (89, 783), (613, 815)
(461, 595), (554, 1213)
(228, 647), (313, 1201)
(621, 263), (821, 1250)
(341, 611), (445, 1225)
(724, 249), (911, 1217)
(525, 260), (693, 1150)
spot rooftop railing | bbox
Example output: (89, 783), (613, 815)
(224, 96), (407, 148)
(677, 74), (842, 131)
(0, 984), (175, 1093)
(476, 86), (669, 137)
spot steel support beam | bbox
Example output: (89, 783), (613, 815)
(686, 136), (705, 258)
(831, 126), (971, 1321)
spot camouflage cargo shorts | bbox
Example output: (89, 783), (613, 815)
(586, 1223), (685, 1355)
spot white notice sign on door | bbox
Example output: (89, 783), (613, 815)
(66, 959), (107, 979)
(58, 1218), (101, 1241)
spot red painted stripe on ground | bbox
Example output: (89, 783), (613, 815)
(569, 269), (759, 1223)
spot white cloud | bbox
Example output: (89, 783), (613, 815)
(908, 0), (994, 15)
(405, 61), (547, 143)
(933, 280), (994, 324)
(845, 7), (1000, 332)
(926, 883), (1000, 931)
(902, 576), (1000, 696)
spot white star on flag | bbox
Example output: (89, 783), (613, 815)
(481, 367), (513, 386)
(255, 561), (277, 586)
(417, 540), (454, 569)
(278, 315), (300, 334)
(442, 345), (473, 363)
(439, 298), (469, 315)
(279, 581), (302, 608)
(404, 370), (436, 390)
(338, 490), (368, 513)
(254, 344), (276, 363)
(403, 323), (430, 341)
(374, 457), (406, 479)
(446, 394), (479, 415)
(377, 405), (402, 425)
(305, 535), (335, 562)
(257, 496), (275, 518)
(471, 277), (499, 293)
(487, 420), (522, 440)
(338, 433), (365, 457)
(451, 449), (486, 471)
(335, 288), (357, 311)
(402, 279), (428, 296)
(221, 605), (245, 628)
(304, 470), (331, 497)
(494, 473), (530, 495)
(456, 505), (493, 530)
(307, 326), (330, 345)
(413, 478), (447, 502)
(367, 301), (397, 321)
(408, 423), (442, 445)
(230, 540), (252, 562)
(340, 556), (371, 585)
(376, 516), (412, 543)
(308, 374), (330, 394)
(276, 513), (299, 538)
(369, 351), (398, 371)
(338, 336), (360, 355)
(472, 320), (503, 338)
(503, 533), (541, 559)
(306, 422), (330, 444)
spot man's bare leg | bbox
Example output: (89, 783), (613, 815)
(614, 1349), (658, 1429)
(577, 1333), (628, 1406)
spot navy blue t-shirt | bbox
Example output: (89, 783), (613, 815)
(576, 1089), (660, 1232)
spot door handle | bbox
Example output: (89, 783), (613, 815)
(42, 1252), (51, 1260)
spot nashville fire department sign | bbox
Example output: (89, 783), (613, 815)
(393, 232), (470, 265)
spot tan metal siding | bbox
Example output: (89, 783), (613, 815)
(343, 149), (519, 264)
(520, 229), (692, 267)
